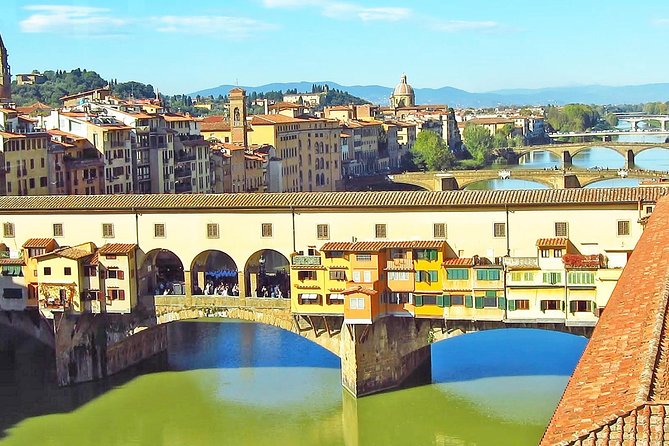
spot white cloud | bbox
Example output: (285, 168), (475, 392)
(20, 5), (128, 35)
(430, 20), (500, 32)
(151, 16), (277, 37)
(263, 0), (411, 22)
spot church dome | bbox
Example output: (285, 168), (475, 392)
(393, 74), (414, 96)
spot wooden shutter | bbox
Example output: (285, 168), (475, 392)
(497, 296), (506, 310)
(443, 295), (451, 307)
(569, 301), (577, 313)
(508, 300), (516, 311)
(118, 270), (125, 280)
(475, 296), (484, 309)
(414, 295), (423, 307)
(540, 300), (547, 311)
(465, 295), (473, 308)
(436, 295), (444, 308)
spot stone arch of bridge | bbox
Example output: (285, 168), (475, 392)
(138, 248), (186, 296)
(631, 145), (669, 157)
(243, 249), (291, 298)
(189, 250), (239, 296)
(153, 305), (342, 355)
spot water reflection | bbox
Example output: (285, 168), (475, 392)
(465, 179), (549, 190)
(584, 178), (641, 188)
(0, 321), (586, 446)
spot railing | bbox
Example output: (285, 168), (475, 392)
(386, 258), (413, 270)
(503, 257), (539, 269)
(175, 183), (192, 193)
(292, 255), (321, 266)
(174, 168), (192, 178)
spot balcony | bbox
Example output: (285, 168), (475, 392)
(175, 167), (192, 179)
(175, 182), (192, 193)
(176, 151), (196, 162)
(136, 125), (150, 133)
(503, 257), (539, 270)
(292, 255), (321, 267)
(386, 258), (414, 271)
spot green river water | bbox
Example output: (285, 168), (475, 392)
(0, 320), (586, 446)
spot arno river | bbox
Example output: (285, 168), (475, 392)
(0, 321), (586, 446)
(467, 132), (669, 190)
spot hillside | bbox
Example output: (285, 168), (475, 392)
(191, 82), (669, 108)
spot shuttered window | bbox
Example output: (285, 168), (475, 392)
(102, 223), (114, 238)
(493, 222), (505, 238)
(317, 224), (329, 240)
(446, 268), (469, 280)
(375, 224), (387, 239)
(617, 220), (630, 236)
(207, 223), (219, 239)
(554, 222), (568, 237)
(433, 223), (446, 239)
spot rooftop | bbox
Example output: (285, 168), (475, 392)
(0, 188), (662, 213)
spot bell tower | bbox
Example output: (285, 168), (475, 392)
(229, 87), (248, 146)
(0, 34), (10, 102)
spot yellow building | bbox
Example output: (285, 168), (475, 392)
(96, 243), (138, 314)
(0, 130), (50, 195)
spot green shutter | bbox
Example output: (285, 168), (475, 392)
(429, 250), (437, 261)
(415, 295), (423, 307)
(475, 296), (484, 309)
(498, 296), (506, 310)
(485, 290), (496, 298)
(490, 269), (500, 280)
(443, 295), (451, 307)
(508, 300), (516, 311)
(465, 295), (473, 308)
(569, 301), (576, 313)
(591, 301), (597, 314)
(429, 270), (438, 282)
(436, 295), (445, 307)
(476, 269), (485, 280)
(543, 272), (550, 284)
(540, 300), (547, 311)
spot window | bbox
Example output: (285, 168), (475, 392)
(383, 292), (411, 304)
(317, 224), (329, 240)
(64, 267), (72, 276)
(84, 266), (97, 277)
(568, 271), (595, 285)
(446, 268), (469, 280)
(329, 270), (346, 281)
(102, 223), (114, 238)
(555, 222), (568, 237)
(416, 249), (438, 261)
(542, 272), (562, 284)
(261, 223), (273, 238)
(451, 295), (465, 306)
(297, 270), (317, 281)
(1, 265), (22, 276)
(107, 269), (125, 280)
(355, 254), (371, 262)
(388, 271), (410, 281)
(207, 223), (219, 239)
(476, 269), (500, 281)
(53, 223), (63, 237)
(493, 222), (506, 238)
(298, 293), (321, 305)
(3, 288), (22, 299)
(375, 224), (387, 239)
(554, 249), (563, 258)
(509, 299), (530, 311)
(3, 222), (14, 238)
(327, 293), (345, 305)
(570, 300), (594, 313)
(617, 220), (630, 236)
(540, 249), (550, 258)
(433, 223), (446, 239)
(483, 294), (498, 308)
(108, 289), (126, 301)
(350, 297), (365, 310)
(154, 223), (166, 238)
(414, 295), (438, 306)
(363, 270), (372, 282)
(43, 267), (52, 276)
(541, 300), (562, 311)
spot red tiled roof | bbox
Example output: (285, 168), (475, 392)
(0, 258), (25, 266)
(536, 238), (568, 248)
(541, 195), (669, 445)
(58, 247), (94, 260)
(443, 258), (474, 266)
(320, 240), (449, 252)
(22, 238), (56, 249)
(342, 284), (377, 295)
(98, 243), (137, 255)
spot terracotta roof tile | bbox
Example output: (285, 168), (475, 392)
(57, 247), (94, 260)
(0, 188), (662, 215)
(541, 195), (669, 444)
(321, 240), (448, 252)
(22, 238), (56, 249)
(98, 243), (137, 255)
(0, 258), (25, 266)
(443, 258), (474, 266)
(562, 254), (602, 269)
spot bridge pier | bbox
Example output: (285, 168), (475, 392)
(562, 150), (572, 167)
(340, 316), (432, 397)
(627, 149), (635, 169)
(439, 177), (459, 191)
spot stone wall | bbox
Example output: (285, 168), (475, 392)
(340, 317), (434, 397)
(106, 325), (167, 376)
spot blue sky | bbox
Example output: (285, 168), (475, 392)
(2, 0), (669, 95)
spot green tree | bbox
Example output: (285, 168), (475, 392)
(605, 113), (619, 127)
(410, 131), (454, 171)
(462, 124), (494, 162)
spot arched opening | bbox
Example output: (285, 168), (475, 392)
(570, 146), (625, 170)
(190, 250), (239, 296)
(634, 147), (669, 171)
(463, 178), (550, 191)
(244, 249), (290, 298)
(139, 249), (185, 296)
(517, 149), (561, 168)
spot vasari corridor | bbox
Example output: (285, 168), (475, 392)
(3, 1), (669, 445)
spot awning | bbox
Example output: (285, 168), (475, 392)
(299, 293), (320, 300)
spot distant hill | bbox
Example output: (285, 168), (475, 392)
(191, 82), (669, 108)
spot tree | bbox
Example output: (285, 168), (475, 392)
(462, 124), (494, 162)
(410, 131), (455, 171)
(605, 113), (619, 127)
